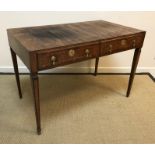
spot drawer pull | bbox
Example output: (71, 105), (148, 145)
(109, 44), (113, 53)
(85, 49), (90, 57)
(68, 49), (75, 57)
(51, 56), (56, 65)
(121, 39), (127, 46)
(133, 40), (136, 48)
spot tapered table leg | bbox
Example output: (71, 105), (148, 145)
(126, 48), (141, 97)
(94, 57), (99, 76)
(30, 73), (41, 135)
(10, 48), (22, 98)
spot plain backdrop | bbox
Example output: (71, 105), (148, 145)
(0, 11), (154, 76)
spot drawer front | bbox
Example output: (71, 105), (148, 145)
(37, 44), (99, 70)
(101, 34), (144, 56)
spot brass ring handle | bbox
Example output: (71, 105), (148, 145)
(51, 56), (56, 65)
(68, 49), (75, 57)
(109, 44), (113, 53)
(133, 40), (136, 48)
(121, 39), (126, 46)
(85, 49), (90, 57)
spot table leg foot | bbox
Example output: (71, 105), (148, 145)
(126, 90), (130, 98)
(37, 127), (41, 135)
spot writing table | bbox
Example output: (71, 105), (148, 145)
(7, 20), (146, 134)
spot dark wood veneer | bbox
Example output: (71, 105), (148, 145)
(7, 20), (146, 135)
(37, 43), (99, 70)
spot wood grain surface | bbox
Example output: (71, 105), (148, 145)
(7, 20), (145, 52)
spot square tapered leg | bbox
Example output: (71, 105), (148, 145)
(94, 57), (99, 76)
(10, 48), (22, 99)
(126, 48), (141, 97)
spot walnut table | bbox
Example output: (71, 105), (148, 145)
(7, 20), (146, 135)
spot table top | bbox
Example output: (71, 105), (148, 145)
(7, 20), (145, 52)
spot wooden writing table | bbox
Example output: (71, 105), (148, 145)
(7, 20), (146, 135)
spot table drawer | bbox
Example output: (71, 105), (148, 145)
(37, 44), (99, 70)
(101, 34), (144, 56)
